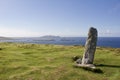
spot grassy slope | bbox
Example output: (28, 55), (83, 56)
(0, 42), (120, 80)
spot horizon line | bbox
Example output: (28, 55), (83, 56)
(1, 36), (120, 38)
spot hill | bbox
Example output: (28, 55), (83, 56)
(0, 42), (120, 80)
(0, 37), (12, 40)
(40, 35), (61, 38)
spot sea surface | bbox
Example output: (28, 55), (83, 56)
(0, 37), (120, 48)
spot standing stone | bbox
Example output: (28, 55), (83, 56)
(82, 27), (97, 64)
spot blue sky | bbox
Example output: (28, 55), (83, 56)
(0, 0), (120, 37)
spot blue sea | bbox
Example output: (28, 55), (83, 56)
(0, 37), (120, 48)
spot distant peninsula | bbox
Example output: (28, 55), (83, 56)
(0, 37), (12, 40)
(40, 35), (61, 38)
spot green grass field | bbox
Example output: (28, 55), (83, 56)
(0, 42), (120, 80)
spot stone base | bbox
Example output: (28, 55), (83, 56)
(74, 63), (103, 73)
(75, 64), (96, 69)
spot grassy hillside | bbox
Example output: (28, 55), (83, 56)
(0, 42), (120, 80)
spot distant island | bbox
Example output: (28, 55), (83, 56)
(39, 35), (74, 41)
(0, 35), (76, 42)
(36, 35), (61, 41)
(40, 35), (61, 38)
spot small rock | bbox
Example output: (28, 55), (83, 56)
(76, 58), (82, 64)
(72, 56), (81, 61)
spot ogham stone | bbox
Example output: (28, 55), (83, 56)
(82, 27), (98, 64)
(74, 27), (102, 72)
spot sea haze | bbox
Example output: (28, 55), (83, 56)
(0, 37), (120, 48)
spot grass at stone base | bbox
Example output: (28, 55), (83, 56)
(0, 42), (120, 80)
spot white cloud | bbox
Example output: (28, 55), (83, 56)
(0, 27), (41, 37)
(99, 29), (113, 37)
(108, 3), (120, 14)
(106, 29), (111, 34)
(113, 3), (120, 12)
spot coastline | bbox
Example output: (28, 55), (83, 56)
(0, 37), (120, 48)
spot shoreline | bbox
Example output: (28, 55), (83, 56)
(0, 42), (120, 48)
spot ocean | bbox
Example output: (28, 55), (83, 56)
(0, 37), (120, 48)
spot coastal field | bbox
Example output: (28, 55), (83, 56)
(0, 42), (120, 80)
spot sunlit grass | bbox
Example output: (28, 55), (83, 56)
(0, 42), (120, 80)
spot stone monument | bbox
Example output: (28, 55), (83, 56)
(75, 27), (98, 68)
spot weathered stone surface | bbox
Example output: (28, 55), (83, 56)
(82, 27), (97, 64)
(75, 64), (96, 69)
(74, 27), (100, 71)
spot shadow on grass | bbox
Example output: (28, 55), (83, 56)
(95, 64), (120, 68)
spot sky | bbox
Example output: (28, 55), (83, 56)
(0, 0), (120, 37)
